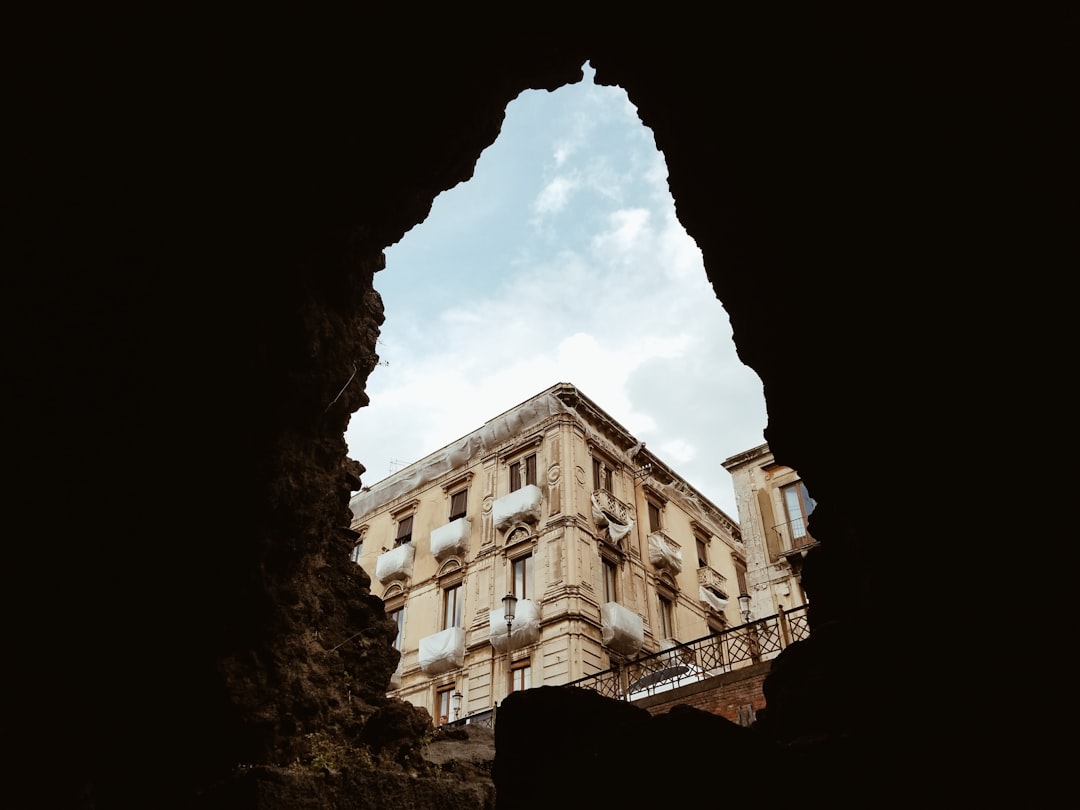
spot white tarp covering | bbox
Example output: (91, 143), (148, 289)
(700, 586), (729, 614)
(374, 542), (414, 583)
(607, 516), (634, 543)
(350, 391), (574, 518)
(389, 658), (403, 689)
(493, 484), (542, 531)
(592, 493), (635, 542)
(648, 532), (683, 574)
(430, 517), (471, 561)
(488, 598), (541, 652)
(601, 601), (644, 656)
(418, 626), (466, 675)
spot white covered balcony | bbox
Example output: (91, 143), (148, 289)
(375, 542), (414, 583)
(418, 626), (466, 675)
(699, 586), (729, 614)
(488, 598), (541, 652)
(493, 484), (542, 531)
(648, 530), (683, 575)
(430, 517), (471, 562)
(601, 601), (644, 656)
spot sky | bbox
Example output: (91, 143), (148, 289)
(344, 62), (768, 521)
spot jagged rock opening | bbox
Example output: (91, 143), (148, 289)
(10, 15), (1060, 809)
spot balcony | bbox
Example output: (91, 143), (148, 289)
(374, 542), (414, 583)
(567, 603), (812, 702)
(430, 517), (471, 562)
(647, 530), (683, 575)
(601, 601), (644, 656)
(488, 598), (541, 652)
(591, 490), (632, 528)
(493, 485), (542, 531)
(770, 518), (819, 573)
(418, 626), (466, 675)
(697, 565), (728, 593)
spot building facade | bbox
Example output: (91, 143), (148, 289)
(349, 382), (745, 725)
(722, 443), (817, 622)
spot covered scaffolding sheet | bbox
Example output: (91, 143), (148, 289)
(699, 586), (729, 614)
(648, 532), (683, 574)
(489, 598), (541, 652)
(351, 390), (575, 518)
(601, 601), (644, 656)
(374, 542), (414, 583)
(419, 626), (466, 675)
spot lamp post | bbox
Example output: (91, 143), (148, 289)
(502, 592), (518, 699)
(738, 592), (752, 624)
(451, 689), (463, 721)
(738, 591), (760, 663)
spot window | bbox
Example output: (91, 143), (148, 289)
(436, 685), (453, 726)
(449, 489), (468, 522)
(388, 606), (404, 650)
(695, 537), (708, 569)
(735, 562), (748, 598)
(781, 481), (816, 542)
(647, 500), (662, 533)
(350, 539), (364, 564)
(510, 662), (531, 693)
(658, 593), (675, 639)
(602, 558), (618, 603)
(509, 453), (537, 491)
(592, 457), (614, 492)
(443, 583), (462, 630)
(512, 554), (533, 600)
(394, 514), (414, 547)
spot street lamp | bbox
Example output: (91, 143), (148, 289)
(451, 689), (463, 721)
(738, 591), (760, 663)
(502, 592), (518, 697)
(738, 592), (752, 624)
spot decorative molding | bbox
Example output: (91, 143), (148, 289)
(501, 433), (544, 462)
(390, 499), (421, 519)
(440, 470), (474, 493)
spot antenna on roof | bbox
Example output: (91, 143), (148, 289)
(388, 459), (406, 474)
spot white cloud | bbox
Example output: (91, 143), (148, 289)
(345, 67), (766, 519)
(532, 173), (581, 216)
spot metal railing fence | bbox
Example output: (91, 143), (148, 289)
(442, 604), (810, 728)
(566, 603), (810, 701)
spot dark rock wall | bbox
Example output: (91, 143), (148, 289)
(9, 13), (1065, 809)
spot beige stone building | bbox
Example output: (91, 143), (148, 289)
(722, 443), (818, 622)
(349, 382), (746, 725)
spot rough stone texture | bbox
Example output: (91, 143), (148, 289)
(9, 11), (1067, 810)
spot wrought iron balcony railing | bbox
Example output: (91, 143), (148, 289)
(592, 489), (632, 527)
(441, 605), (812, 731)
(696, 565), (728, 594)
(770, 518), (818, 556)
(566, 603), (810, 702)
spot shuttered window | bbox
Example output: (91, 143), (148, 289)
(394, 515), (413, 546)
(449, 490), (467, 521)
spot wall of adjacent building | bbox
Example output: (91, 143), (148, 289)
(723, 443), (812, 621)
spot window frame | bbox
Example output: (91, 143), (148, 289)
(780, 480), (816, 542)
(436, 685), (454, 726)
(509, 452), (537, 492)
(388, 605), (404, 650)
(448, 489), (468, 522)
(601, 555), (619, 603)
(390, 500), (419, 548)
(442, 581), (463, 631)
(511, 552), (533, 600)
(592, 455), (615, 493)
(510, 661), (531, 693)
(657, 591), (675, 639)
